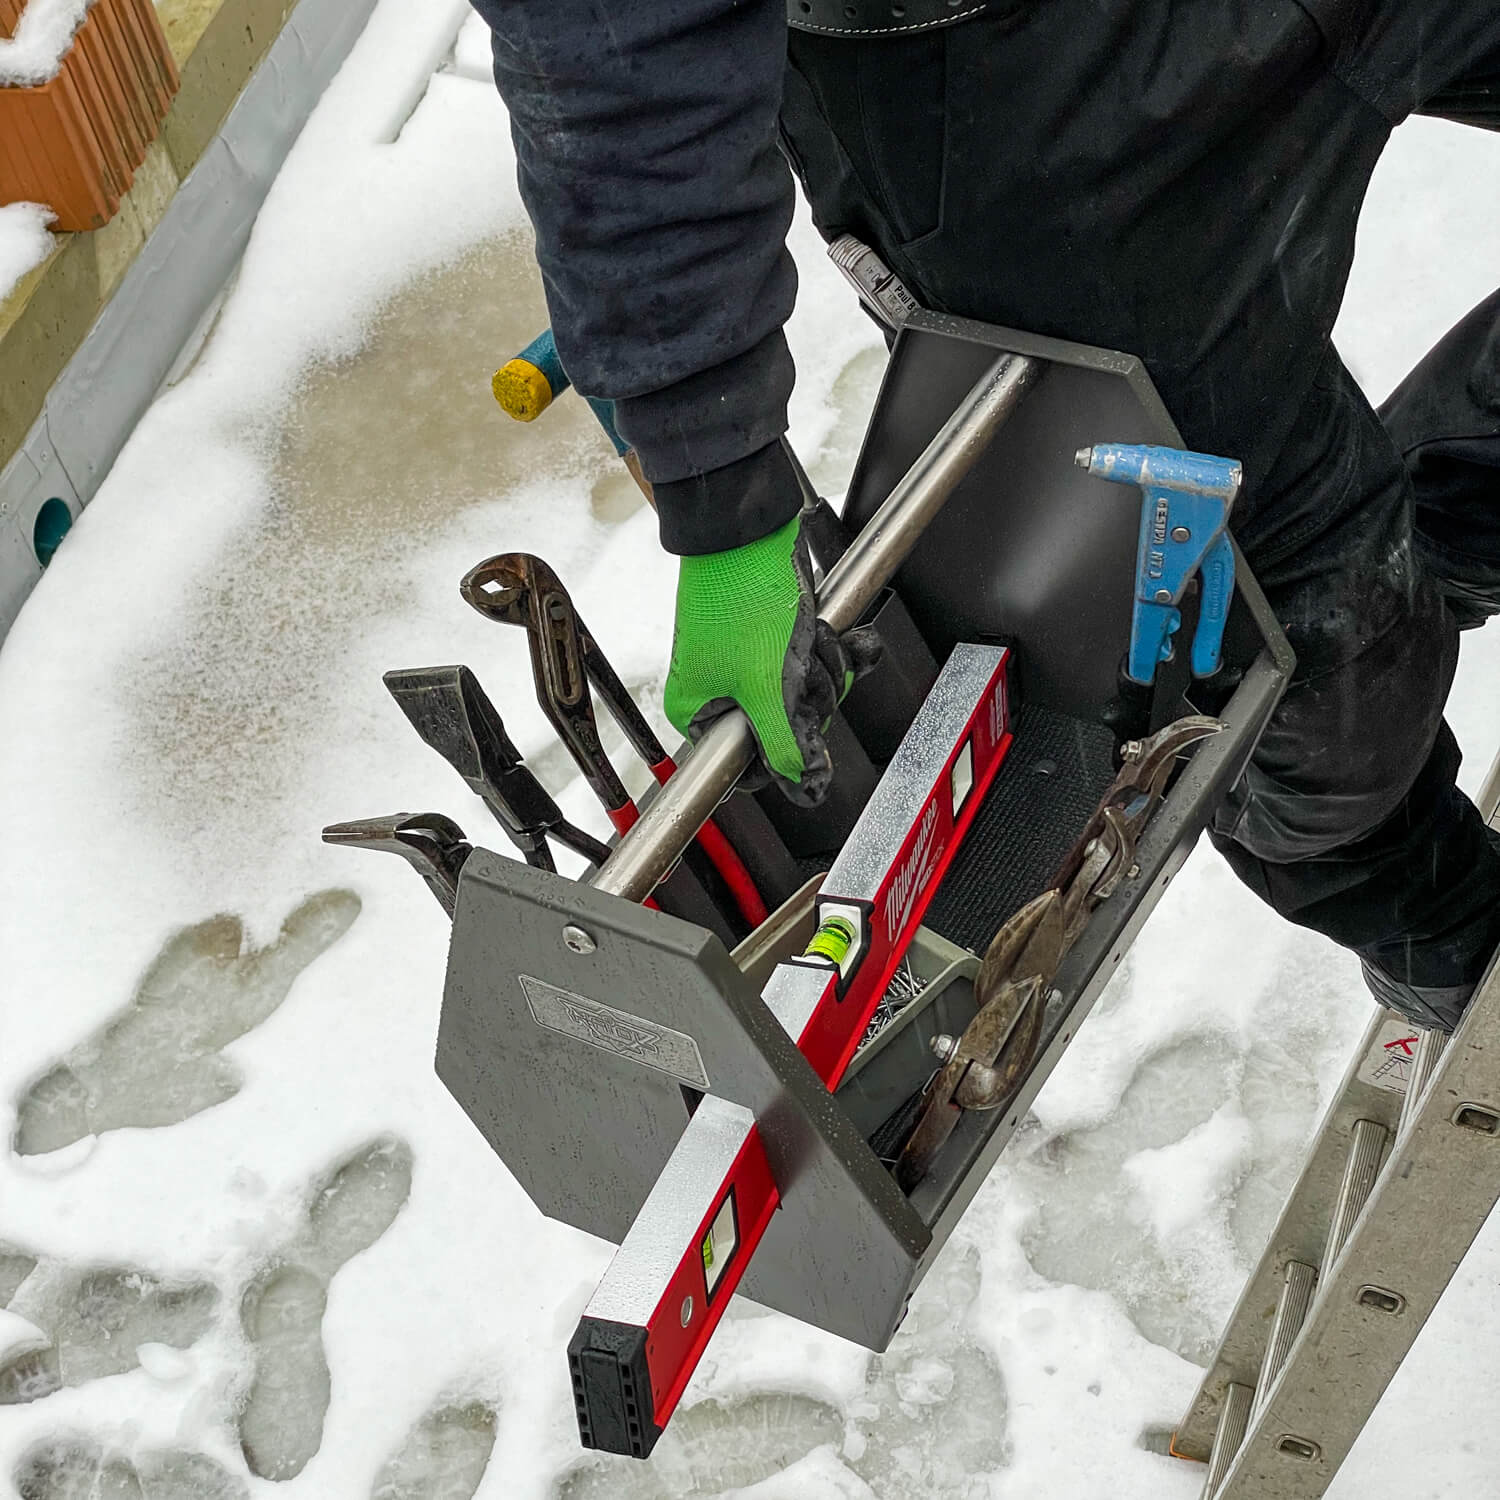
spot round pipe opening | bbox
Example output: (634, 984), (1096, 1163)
(33, 497), (73, 567)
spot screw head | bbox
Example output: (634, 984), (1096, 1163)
(562, 924), (596, 955)
(680, 1295), (694, 1327)
(1154, 588), (1173, 604)
(1170, 525), (1190, 542)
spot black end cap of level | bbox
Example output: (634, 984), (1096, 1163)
(568, 1317), (663, 1459)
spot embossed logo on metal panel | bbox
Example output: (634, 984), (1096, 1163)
(518, 974), (711, 1090)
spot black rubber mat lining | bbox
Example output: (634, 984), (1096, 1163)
(925, 702), (1117, 955)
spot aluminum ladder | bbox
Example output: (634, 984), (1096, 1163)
(1173, 745), (1500, 1499)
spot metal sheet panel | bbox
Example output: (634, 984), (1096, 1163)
(437, 849), (927, 1345)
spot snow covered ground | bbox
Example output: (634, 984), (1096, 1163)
(0, 3), (1497, 1495)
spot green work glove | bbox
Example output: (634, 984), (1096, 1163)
(664, 516), (880, 805)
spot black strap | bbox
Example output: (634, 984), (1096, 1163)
(1293, 0), (1379, 50)
(788, 0), (987, 38)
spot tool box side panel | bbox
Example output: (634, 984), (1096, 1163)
(441, 849), (932, 1346)
(436, 852), (692, 1245)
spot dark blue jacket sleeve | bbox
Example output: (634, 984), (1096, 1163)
(472, 0), (805, 554)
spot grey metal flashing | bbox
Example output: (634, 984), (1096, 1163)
(0, 0), (383, 639)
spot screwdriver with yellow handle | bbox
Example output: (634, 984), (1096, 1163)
(493, 328), (654, 500)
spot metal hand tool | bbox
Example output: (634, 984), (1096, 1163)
(781, 436), (853, 575)
(827, 234), (920, 332)
(459, 553), (637, 832)
(497, 330), (840, 569)
(893, 889), (1061, 1190)
(1050, 714), (1225, 917)
(492, 328), (571, 422)
(460, 552), (768, 926)
(321, 812), (472, 917)
(1076, 442), (1240, 684)
(892, 714), (1224, 1189)
(382, 664), (612, 872)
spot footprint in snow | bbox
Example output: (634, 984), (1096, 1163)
(371, 1393), (499, 1499)
(1016, 963), (1337, 1368)
(13, 888), (361, 1156)
(0, 1243), (217, 1405)
(557, 1242), (1005, 1500)
(13, 1436), (246, 1499)
(1016, 1033), (1245, 1361)
(842, 1241), (1008, 1497)
(557, 1391), (845, 1500)
(237, 1134), (414, 1481)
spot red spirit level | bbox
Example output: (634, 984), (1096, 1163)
(569, 643), (1013, 1455)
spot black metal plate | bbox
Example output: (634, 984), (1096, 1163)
(925, 703), (1118, 955)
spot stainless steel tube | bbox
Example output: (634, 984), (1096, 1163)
(593, 351), (1040, 904)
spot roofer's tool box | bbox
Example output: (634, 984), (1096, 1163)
(326, 263), (1295, 1458)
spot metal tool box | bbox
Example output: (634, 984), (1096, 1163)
(383, 309), (1295, 1454)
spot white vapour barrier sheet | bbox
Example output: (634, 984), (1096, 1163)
(0, 0), (1498, 1491)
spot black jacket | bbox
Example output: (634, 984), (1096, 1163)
(472, 0), (806, 554)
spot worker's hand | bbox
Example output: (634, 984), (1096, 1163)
(664, 516), (880, 805)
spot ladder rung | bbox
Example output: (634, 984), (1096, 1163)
(1321, 1119), (1387, 1273)
(1174, 1010), (1409, 1462)
(1202, 1381), (1253, 1499)
(1252, 1261), (1316, 1418)
(1184, 743), (1500, 1499)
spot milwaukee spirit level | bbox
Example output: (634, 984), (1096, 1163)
(569, 644), (1013, 1453)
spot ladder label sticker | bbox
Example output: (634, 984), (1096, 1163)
(1357, 1017), (1423, 1094)
(519, 974), (711, 1090)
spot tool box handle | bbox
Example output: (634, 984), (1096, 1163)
(591, 351), (1040, 906)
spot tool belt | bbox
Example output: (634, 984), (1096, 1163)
(788, 0), (988, 38)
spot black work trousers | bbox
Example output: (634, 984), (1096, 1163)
(779, 0), (1500, 1009)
